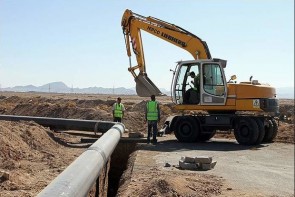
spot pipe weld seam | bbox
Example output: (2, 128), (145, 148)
(87, 146), (107, 163)
(111, 126), (123, 138)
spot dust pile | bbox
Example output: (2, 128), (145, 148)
(0, 120), (83, 196)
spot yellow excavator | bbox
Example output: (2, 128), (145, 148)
(121, 9), (279, 145)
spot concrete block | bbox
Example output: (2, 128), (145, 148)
(201, 161), (217, 170)
(194, 156), (213, 164)
(181, 156), (195, 163)
(179, 160), (198, 170)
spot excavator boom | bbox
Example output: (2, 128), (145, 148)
(121, 9), (211, 97)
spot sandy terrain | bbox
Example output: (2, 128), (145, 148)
(0, 92), (294, 196)
(118, 137), (293, 197)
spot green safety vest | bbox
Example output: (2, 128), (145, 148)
(114, 103), (123, 118)
(146, 101), (158, 121)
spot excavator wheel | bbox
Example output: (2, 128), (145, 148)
(197, 129), (216, 142)
(263, 119), (278, 143)
(263, 119), (274, 143)
(270, 118), (279, 141)
(254, 118), (266, 145)
(174, 116), (199, 142)
(234, 117), (259, 145)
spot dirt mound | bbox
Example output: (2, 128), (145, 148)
(279, 102), (294, 124)
(277, 101), (295, 143)
(129, 100), (146, 112)
(0, 120), (83, 196)
(0, 121), (56, 163)
(138, 173), (222, 197)
(276, 122), (294, 143)
(0, 96), (175, 136)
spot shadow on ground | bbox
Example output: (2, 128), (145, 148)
(138, 138), (268, 152)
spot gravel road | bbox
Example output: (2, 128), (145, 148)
(152, 136), (294, 197)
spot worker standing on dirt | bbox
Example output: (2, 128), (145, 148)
(113, 97), (125, 122)
(145, 95), (160, 144)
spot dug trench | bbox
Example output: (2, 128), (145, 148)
(108, 141), (137, 197)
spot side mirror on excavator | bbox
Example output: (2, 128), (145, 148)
(231, 75), (237, 80)
(228, 75), (237, 83)
(170, 69), (175, 75)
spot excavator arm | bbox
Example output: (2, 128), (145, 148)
(121, 9), (212, 97)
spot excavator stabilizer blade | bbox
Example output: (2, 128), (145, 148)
(135, 75), (166, 97)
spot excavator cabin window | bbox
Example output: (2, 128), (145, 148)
(174, 62), (225, 105)
(202, 64), (225, 96)
(175, 63), (200, 105)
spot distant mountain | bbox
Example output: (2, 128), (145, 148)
(3, 82), (70, 93)
(5, 82), (289, 98)
(0, 81), (172, 95)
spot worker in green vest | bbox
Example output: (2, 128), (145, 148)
(112, 97), (125, 122)
(145, 95), (160, 144)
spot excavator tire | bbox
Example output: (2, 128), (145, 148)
(254, 118), (266, 145)
(197, 130), (216, 142)
(270, 118), (278, 141)
(174, 116), (199, 142)
(234, 117), (259, 145)
(262, 119), (274, 143)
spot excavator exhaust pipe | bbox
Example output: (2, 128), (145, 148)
(135, 74), (166, 97)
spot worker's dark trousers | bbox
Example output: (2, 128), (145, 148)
(147, 120), (158, 143)
(113, 117), (122, 122)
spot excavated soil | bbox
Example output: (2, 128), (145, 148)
(0, 92), (294, 196)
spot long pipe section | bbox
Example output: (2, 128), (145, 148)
(0, 115), (114, 133)
(37, 123), (125, 197)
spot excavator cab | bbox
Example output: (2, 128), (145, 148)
(172, 60), (227, 106)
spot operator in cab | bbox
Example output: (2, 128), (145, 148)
(184, 71), (200, 104)
(189, 71), (200, 91)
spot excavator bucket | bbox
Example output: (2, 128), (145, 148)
(135, 75), (166, 97)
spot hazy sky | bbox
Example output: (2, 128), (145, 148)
(0, 0), (294, 90)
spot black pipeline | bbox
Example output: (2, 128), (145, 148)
(0, 115), (115, 133)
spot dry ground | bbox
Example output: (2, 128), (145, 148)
(0, 92), (294, 196)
